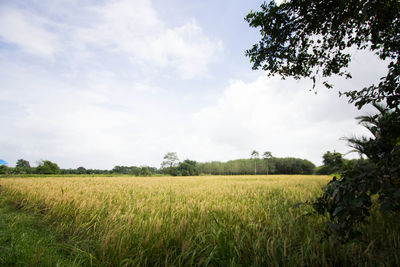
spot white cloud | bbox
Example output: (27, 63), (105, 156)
(0, 0), (222, 78)
(75, 0), (222, 78)
(275, 0), (287, 5)
(0, 7), (60, 58)
(0, 50), (383, 168)
(191, 75), (373, 165)
(0, 60), (188, 168)
(0, 0), (387, 170)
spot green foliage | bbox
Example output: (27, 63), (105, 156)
(262, 151), (272, 159)
(15, 159), (32, 174)
(177, 160), (199, 176)
(247, 0), (400, 243)
(250, 150), (260, 174)
(316, 151), (345, 174)
(0, 165), (8, 175)
(0, 195), (89, 266)
(76, 166), (86, 174)
(109, 166), (158, 176)
(111, 165), (133, 175)
(197, 157), (315, 175)
(323, 151), (344, 170)
(312, 106), (400, 241)
(263, 151), (273, 175)
(250, 150), (259, 158)
(36, 160), (60, 175)
(161, 152), (179, 169)
(60, 168), (110, 175)
(245, 0), (400, 110)
(139, 167), (152, 177)
(274, 158), (315, 174)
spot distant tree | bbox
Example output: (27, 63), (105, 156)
(161, 152), (179, 169)
(139, 167), (152, 177)
(317, 151), (345, 174)
(197, 156), (314, 175)
(130, 166), (141, 176)
(15, 159), (31, 174)
(251, 150), (260, 175)
(147, 167), (159, 175)
(36, 160), (60, 175)
(112, 166), (127, 174)
(323, 151), (344, 169)
(0, 165), (8, 174)
(262, 151), (273, 175)
(77, 166), (87, 174)
(273, 157), (315, 174)
(177, 160), (199, 176)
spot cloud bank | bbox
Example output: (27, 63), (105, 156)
(0, 0), (386, 169)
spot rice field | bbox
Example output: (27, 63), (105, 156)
(0, 175), (399, 266)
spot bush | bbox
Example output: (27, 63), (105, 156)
(312, 106), (400, 241)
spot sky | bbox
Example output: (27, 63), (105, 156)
(0, 0), (388, 169)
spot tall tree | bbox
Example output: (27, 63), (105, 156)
(161, 152), (179, 169)
(246, 0), (400, 240)
(77, 166), (87, 174)
(251, 150), (260, 174)
(177, 160), (199, 176)
(36, 160), (60, 175)
(263, 151), (273, 175)
(16, 159), (31, 174)
(0, 165), (8, 174)
(321, 151), (345, 174)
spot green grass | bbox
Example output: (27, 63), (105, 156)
(0, 175), (399, 266)
(0, 195), (92, 266)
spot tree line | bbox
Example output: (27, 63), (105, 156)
(0, 159), (160, 176)
(197, 157), (315, 175)
(0, 151), (322, 176)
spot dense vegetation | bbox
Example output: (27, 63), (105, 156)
(0, 175), (398, 266)
(313, 106), (400, 240)
(246, 0), (400, 241)
(198, 157), (315, 175)
(0, 155), (316, 176)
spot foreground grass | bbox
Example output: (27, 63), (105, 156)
(0, 175), (399, 266)
(0, 195), (88, 266)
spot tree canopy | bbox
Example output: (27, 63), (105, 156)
(246, 0), (400, 241)
(36, 160), (60, 175)
(161, 152), (179, 169)
(16, 159), (32, 174)
(246, 0), (400, 110)
(313, 105), (400, 240)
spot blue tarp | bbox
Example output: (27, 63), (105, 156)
(0, 159), (8, 165)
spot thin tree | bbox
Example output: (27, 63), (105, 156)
(251, 150), (260, 175)
(263, 151), (272, 175)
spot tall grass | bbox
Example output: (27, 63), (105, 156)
(0, 175), (398, 266)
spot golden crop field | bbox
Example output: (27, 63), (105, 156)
(0, 175), (398, 266)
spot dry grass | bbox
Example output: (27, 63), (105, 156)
(0, 175), (398, 266)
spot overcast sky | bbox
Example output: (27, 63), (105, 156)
(0, 0), (387, 169)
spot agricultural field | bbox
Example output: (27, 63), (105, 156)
(0, 175), (399, 266)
